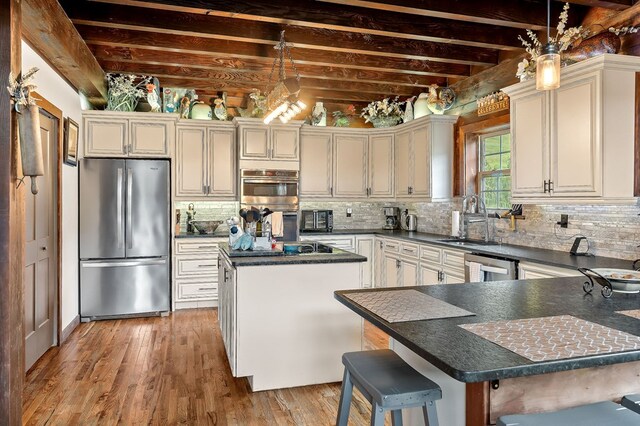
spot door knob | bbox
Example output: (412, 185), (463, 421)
(40, 246), (47, 251)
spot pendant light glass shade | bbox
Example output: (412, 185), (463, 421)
(536, 43), (561, 90)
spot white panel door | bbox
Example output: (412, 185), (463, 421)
(208, 128), (236, 197)
(551, 73), (601, 196)
(129, 120), (172, 157)
(300, 132), (333, 197)
(175, 127), (207, 197)
(240, 126), (270, 159)
(411, 125), (431, 198)
(84, 118), (127, 157)
(24, 111), (57, 371)
(271, 127), (299, 160)
(384, 254), (400, 288)
(368, 133), (394, 198)
(401, 259), (419, 287)
(333, 134), (368, 198)
(420, 264), (441, 285)
(395, 130), (411, 197)
(356, 237), (375, 288)
(511, 91), (549, 197)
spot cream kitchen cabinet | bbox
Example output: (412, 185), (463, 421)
(419, 244), (467, 285)
(503, 54), (640, 204)
(173, 238), (226, 309)
(333, 133), (369, 198)
(299, 129), (333, 197)
(518, 262), (581, 279)
(175, 122), (236, 200)
(83, 111), (174, 158)
(333, 132), (395, 199)
(395, 115), (457, 201)
(235, 118), (300, 163)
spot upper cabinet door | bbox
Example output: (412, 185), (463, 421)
(270, 127), (300, 161)
(175, 127), (207, 198)
(411, 125), (431, 198)
(368, 133), (394, 198)
(300, 131), (333, 197)
(129, 120), (173, 157)
(84, 118), (127, 157)
(395, 130), (411, 197)
(239, 126), (270, 160)
(551, 73), (601, 196)
(333, 134), (368, 198)
(511, 91), (550, 197)
(208, 128), (237, 198)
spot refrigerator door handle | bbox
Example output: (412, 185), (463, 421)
(127, 167), (133, 250)
(82, 259), (167, 268)
(117, 168), (124, 248)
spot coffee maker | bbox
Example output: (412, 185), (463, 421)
(383, 207), (400, 230)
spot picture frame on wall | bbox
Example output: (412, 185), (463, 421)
(64, 117), (79, 166)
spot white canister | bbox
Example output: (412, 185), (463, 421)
(312, 101), (327, 126)
(413, 93), (431, 119)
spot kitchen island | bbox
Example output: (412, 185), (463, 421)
(335, 278), (640, 426)
(218, 242), (366, 391)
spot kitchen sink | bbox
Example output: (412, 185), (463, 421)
(437, 238), (499, 246)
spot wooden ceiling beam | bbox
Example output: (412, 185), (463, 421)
(75, 25), (471, 78)
(61, 1), (499, 66)
(99, 60), (425, 96)
(86, 0), (526, 50)
(22, 0), (107, 105)
(563, 0), (633, 11)
(90, 45), (447, 87)
(317, 0), (575, 30)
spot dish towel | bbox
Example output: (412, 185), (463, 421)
(468, 261), (484, 282)
(270, 212), (284, 237)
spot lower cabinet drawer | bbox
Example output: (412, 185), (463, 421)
(383, 239), (400, 254)
(176, 257), (219, 277)
(442, 249), (465, 272)
(174, 239), (223, 255)
(420, 245), (442, 263)
(400, 242), (419, 258)
(177, 280), (218, 300)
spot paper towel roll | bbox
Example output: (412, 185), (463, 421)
(451, 211), (460, 237)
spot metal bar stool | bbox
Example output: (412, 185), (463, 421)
(497, 400), (640, 426)
(336, 350), (441, 426)
(622, 394), (640, 414)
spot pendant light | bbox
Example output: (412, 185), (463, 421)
(536, 0), (561, 90)
(263, 31), (307, 124)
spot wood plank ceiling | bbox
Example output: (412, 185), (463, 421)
(58, 0), (633, 113)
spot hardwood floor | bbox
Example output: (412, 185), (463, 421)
(23, 309), (390, 425)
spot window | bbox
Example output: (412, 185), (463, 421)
(479, 131), (511, 210)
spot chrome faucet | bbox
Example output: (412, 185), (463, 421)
(460, 194), (490, 242)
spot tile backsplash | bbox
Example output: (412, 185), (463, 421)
(176, 199), (640, 260)
(174, 201), (239, 233)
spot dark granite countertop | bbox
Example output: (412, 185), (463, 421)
(219, 242), (366, 267)
(175, 232), (228, 239)
(303, 229), (635, 270)
(335, 278), (640, 383)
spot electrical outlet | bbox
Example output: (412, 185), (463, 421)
(559, 214), (569, 228)
(346, 208), (352, 218)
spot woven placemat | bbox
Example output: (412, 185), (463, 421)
(460, 315), (640, 362)
(345, 289), (475, 323)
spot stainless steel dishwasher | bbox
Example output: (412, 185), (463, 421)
(464, 253), (518, 282)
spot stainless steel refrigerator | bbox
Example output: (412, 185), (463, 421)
(79, 158), (170, 321)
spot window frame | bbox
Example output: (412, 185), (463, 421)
(478, 130), (511, 211)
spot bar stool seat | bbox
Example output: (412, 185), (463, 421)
(497, 401), (640, 426)
(336, 349), (441, 426)
(622, 394), (640, 414)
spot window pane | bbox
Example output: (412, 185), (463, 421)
(483, 154), (501, 171)
(482, 176), (498, 191)
(501, 134), (511, 152)
(503, 152), (511, 169)
(484, 136), (501, 155)
(498, 191), (511, 209)
(499, 175), (511, 190)
(483, 191), (497, 209)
